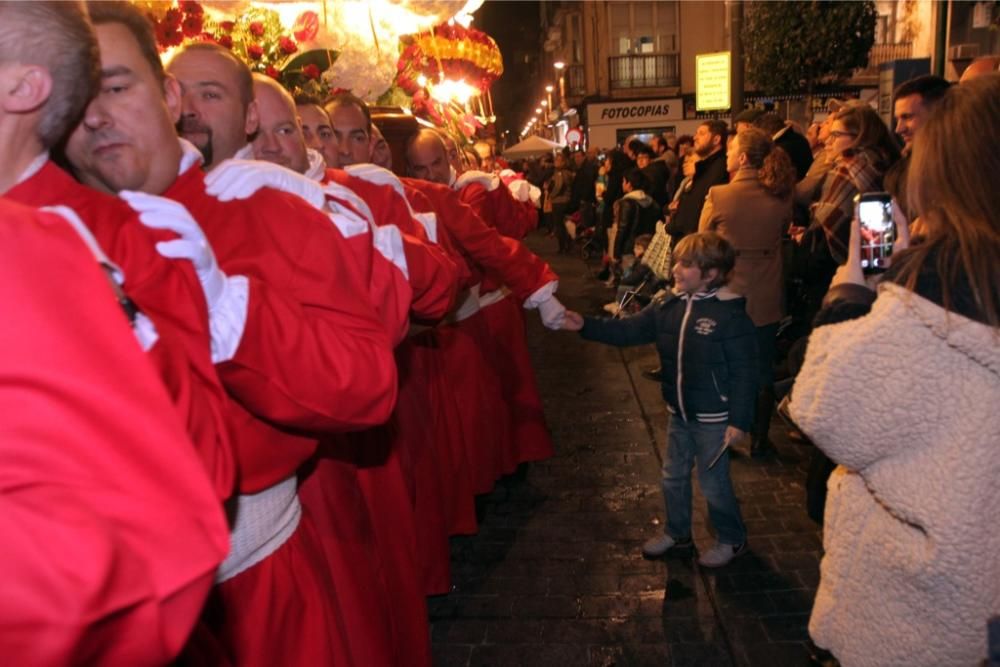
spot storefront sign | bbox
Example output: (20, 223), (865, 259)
(587, 99), (682, 126)
(696, 51), (731, 111)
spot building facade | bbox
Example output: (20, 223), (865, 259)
(533, 0), (996, 150)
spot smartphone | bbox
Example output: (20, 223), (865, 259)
(856, 191), (895, 274)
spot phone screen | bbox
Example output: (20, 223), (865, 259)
(857, 196), (894, 273)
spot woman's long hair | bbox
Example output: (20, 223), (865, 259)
(833, 105), (901, 168)
(735, 128), (796, 200)
(899, 73), (1000, 328)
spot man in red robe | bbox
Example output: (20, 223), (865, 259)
(407, 129), (559, 480)
(65, 6), (398, 665)
(205, 73), (464, 667)
(0, 0), (236, 505)
(0, 198), (229, 665)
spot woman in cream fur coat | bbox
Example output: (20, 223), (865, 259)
(788, 74), (1000, 666)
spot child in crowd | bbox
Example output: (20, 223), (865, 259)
(563, 232), (758, 567)
(604, 233), (654, 316)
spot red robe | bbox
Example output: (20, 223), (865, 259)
(0, 199), (228, 665)
(6, 161), (236, 501)
(406, 179), (558, 478)
(299, 168), (461, 666)
(457, 178), (538, 240)
(165, 163), (397, 667)
(453, 177), (556, 471)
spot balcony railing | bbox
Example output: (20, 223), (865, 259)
(609, 53), (680, 89)
(857, 42), (913, 75)
(567, 64), (586, 97)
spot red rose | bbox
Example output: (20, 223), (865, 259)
(219, 21), (235, 33)
(302, 64), (321, 80)
(162, 8), (182, 28)
(181, 13), (203, 37)
(246, 44), (264, 60)
(278, 36), (298, 55)
(249, 21), (265, 37)
(180, 1), (203, 15)
(265, 65), (281, 80)
(217, 34), (233, 49)
(292, 11), (319, 43)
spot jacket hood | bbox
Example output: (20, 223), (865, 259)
(880, 282), (1000, 378)
(623, 189), (654, 207)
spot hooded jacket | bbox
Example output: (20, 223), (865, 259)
(581, 287), (758, 431)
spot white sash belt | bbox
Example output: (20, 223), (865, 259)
(478, 287), (510, 309)
(215, 476), (301, 583)
(450, 283), (482, 323)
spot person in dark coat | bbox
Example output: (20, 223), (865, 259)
(636, 145), (670, 208)
(666, 120), (729, 244)
(755, 113), (813, 181)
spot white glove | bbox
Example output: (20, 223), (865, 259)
(120, 190), (226, 311)
(508, 179), (531, 202)
(537, 295), (567, 331)
(204, 159), (326, 210)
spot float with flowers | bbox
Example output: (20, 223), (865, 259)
(133, 0), (502, 144)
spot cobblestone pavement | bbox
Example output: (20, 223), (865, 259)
(430, 233), (824, 667)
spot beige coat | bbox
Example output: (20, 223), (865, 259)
(699, 169), (791, 326)
(789, 282), (1000, 667)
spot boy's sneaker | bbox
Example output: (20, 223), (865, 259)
(697, 542), (748, 568)
(642, 534), (692, 558)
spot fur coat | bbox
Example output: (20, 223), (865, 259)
(789, 282), (1000, 666)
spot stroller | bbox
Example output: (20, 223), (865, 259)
(565, 208), (601, 260)
(612, 221), (673, 319)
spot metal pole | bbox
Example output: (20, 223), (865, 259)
(933, 0), (949, 78)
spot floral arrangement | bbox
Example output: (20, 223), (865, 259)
(396, 23), (503, 98)
(140, 1), (331, 97)
(393, 22), (502, 141)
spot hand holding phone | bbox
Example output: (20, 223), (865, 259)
(856, 192), (895, 274)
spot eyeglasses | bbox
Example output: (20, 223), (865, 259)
(828, 130), (856, 139)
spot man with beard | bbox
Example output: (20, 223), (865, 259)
(0, 3), (238, 503)
(0, 199), (229, 665)
(666, 119), (729, 243)
(68, 5), (398, 665)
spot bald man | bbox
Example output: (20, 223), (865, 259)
(960, 56), (1000, 83)
(405, 127), (560, 490)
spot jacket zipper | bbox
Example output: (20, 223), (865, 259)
(676, 296), (694, 421)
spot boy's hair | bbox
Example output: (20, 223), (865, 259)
(673, 232), (736, 288)
(633, 233), (653, 251)
(623, 167), (649, 192)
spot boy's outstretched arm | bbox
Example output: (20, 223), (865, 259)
(577, 304), (658, 347)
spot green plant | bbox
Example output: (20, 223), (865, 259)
(743, 1), (877, 97)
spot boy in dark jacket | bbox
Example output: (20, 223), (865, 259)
(563, 232), (757, 567)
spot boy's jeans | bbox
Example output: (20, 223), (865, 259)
(661, 417), (747, 545)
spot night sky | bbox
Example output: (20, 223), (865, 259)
(476, 1), (542, 147)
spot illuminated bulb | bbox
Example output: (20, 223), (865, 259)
(429, 78), (478, 105)
(545, 85), (554, 93)
(416, 74), (428, 87)
(554, 61), (565, 70)
(541, 100), (548, 107)
(535, 107), (542, 114)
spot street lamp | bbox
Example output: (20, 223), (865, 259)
(553, 61), (566, 113)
